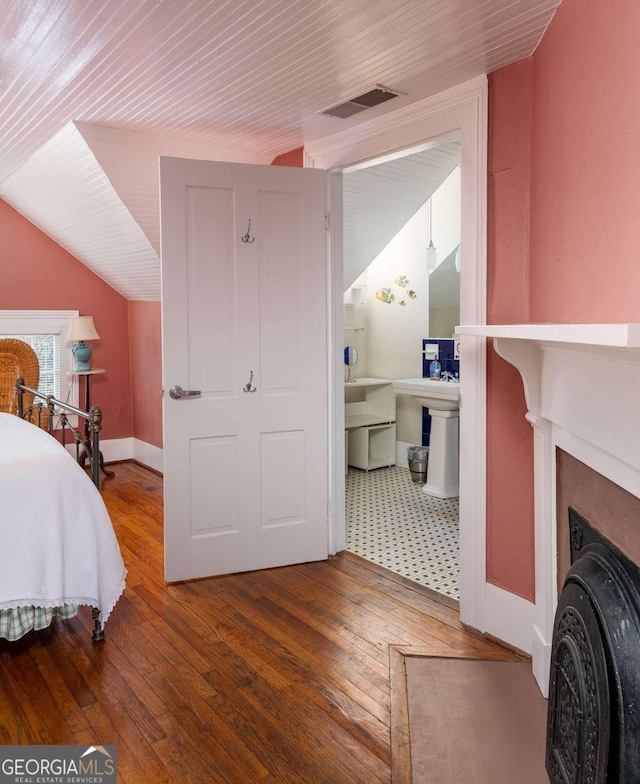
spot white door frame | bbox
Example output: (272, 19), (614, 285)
(305, 75), (489, 634)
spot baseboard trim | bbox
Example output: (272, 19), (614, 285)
(101, 437), (133, 463)
(64, 437), (164, 474)
(531, 624), (551, 698)
(395, 440), (417, 469)
(132, 459), (163, 476)
(63, 436), (132, 463)
(132, 438), (164, 474)
(482, 583), (535, 657)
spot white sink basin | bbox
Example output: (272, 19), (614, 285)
(391, 377), (460, 411)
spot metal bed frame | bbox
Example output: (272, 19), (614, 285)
(15, 377), (103, 490)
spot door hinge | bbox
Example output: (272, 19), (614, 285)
(324, 213), (330, 231)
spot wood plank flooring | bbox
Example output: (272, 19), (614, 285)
(0, 462), (512, 783)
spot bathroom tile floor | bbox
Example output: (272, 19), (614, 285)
(346, 465), (459, 600)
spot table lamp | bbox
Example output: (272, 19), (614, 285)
(69, 316), (100, 371)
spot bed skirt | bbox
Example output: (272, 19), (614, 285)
(0, 604), (79, 641)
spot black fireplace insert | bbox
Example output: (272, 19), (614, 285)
(546, 508), (640, 783)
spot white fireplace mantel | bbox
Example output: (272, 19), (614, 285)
(456, 323), (640, 695)
(457, 322), (640, 346)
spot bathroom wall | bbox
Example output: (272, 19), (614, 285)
(344, 168), (462, 448)
(430, 166), (461, 290)
(357, 201), (429, 444)
(429, 304), (459, 339)
(343, 281), (369, 379)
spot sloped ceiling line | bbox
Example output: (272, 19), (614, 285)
(343, 139), (462, 290)
(0, 122), (271, 301)
(0, 0), (561, 299)
(0, 121), (161, 300)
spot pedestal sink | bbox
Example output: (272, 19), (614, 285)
(391, 378), (460, 499)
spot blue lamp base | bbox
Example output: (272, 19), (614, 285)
(73, 341), (93, 372)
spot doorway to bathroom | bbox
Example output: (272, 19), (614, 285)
(305, 75), (489, 633)
(342, 140), (462, 601)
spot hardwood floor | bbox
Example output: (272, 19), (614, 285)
(0, 462), (511, 783)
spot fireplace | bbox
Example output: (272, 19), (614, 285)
(546, 503), (640, 782)
(456, 323), (640, 695)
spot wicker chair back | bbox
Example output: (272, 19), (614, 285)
(0, 338), (47, 427)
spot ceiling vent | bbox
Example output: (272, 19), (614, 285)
(319, 84), (404, 119)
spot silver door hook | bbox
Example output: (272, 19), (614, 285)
(243, 370), (257, 393)
(241, 219), (255, 243)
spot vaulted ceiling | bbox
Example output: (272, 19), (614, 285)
(0, 0), (561, 300)
(343, 138), (461, 290)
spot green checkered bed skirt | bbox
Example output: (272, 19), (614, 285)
(0, 604), (79, 641)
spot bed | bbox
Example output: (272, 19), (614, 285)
(0, 411), (126, 642)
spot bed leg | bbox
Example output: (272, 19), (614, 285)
(91, 607), (105, 642)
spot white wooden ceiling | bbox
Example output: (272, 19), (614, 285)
(0, 0), (561, 300)
(343, 138), (461, 289)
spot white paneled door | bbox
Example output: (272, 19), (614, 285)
(160, 158), (329, 582)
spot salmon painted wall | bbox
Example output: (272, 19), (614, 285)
(0, 200), (132, 441)
(529, 0), (640, 322)
(487, 0), (640, 599)
(271, 147), (303, 167)
(128, 300), (163, 448)
(486, 60), (535, 599)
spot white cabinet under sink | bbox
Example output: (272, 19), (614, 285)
(344, 378), (396, 471)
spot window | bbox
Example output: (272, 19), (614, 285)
(0, 334), (60, 398)
(0, 310), (79, 410)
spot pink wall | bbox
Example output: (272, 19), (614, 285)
(128, 300), (163, 448)
(486, 61), (536, 599)
(486, 0), (640, 599)
(0, 200), (132, 441)
(271, 147), (304, 167)
(529, 0), (640, 322)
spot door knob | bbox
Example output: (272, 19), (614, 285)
(169, 385), (201, 400)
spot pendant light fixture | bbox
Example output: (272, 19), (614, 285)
(426, 198), (438, 272)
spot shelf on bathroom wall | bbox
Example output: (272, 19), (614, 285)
(344, 377), (390, 387)
(345, 413), (395, 428)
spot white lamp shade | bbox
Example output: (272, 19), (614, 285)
(68, 316), (100, 342)
(425, 240), (438, 272)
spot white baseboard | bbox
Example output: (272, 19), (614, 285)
(132, 438), (164, 474)
(101, 437), (133, 463)
(482, 582), (535, 656)
(62, 436), (163, 474)
(63, 437), (132, 462)
(532, 624), (552, 697)
(396, 440), (419, 469)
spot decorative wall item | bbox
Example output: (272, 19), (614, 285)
(375, 278), (417, 306)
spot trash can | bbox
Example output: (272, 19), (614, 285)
(408, 445), (429, 485)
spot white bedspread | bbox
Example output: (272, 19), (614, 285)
(0, 413), (126, 625)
